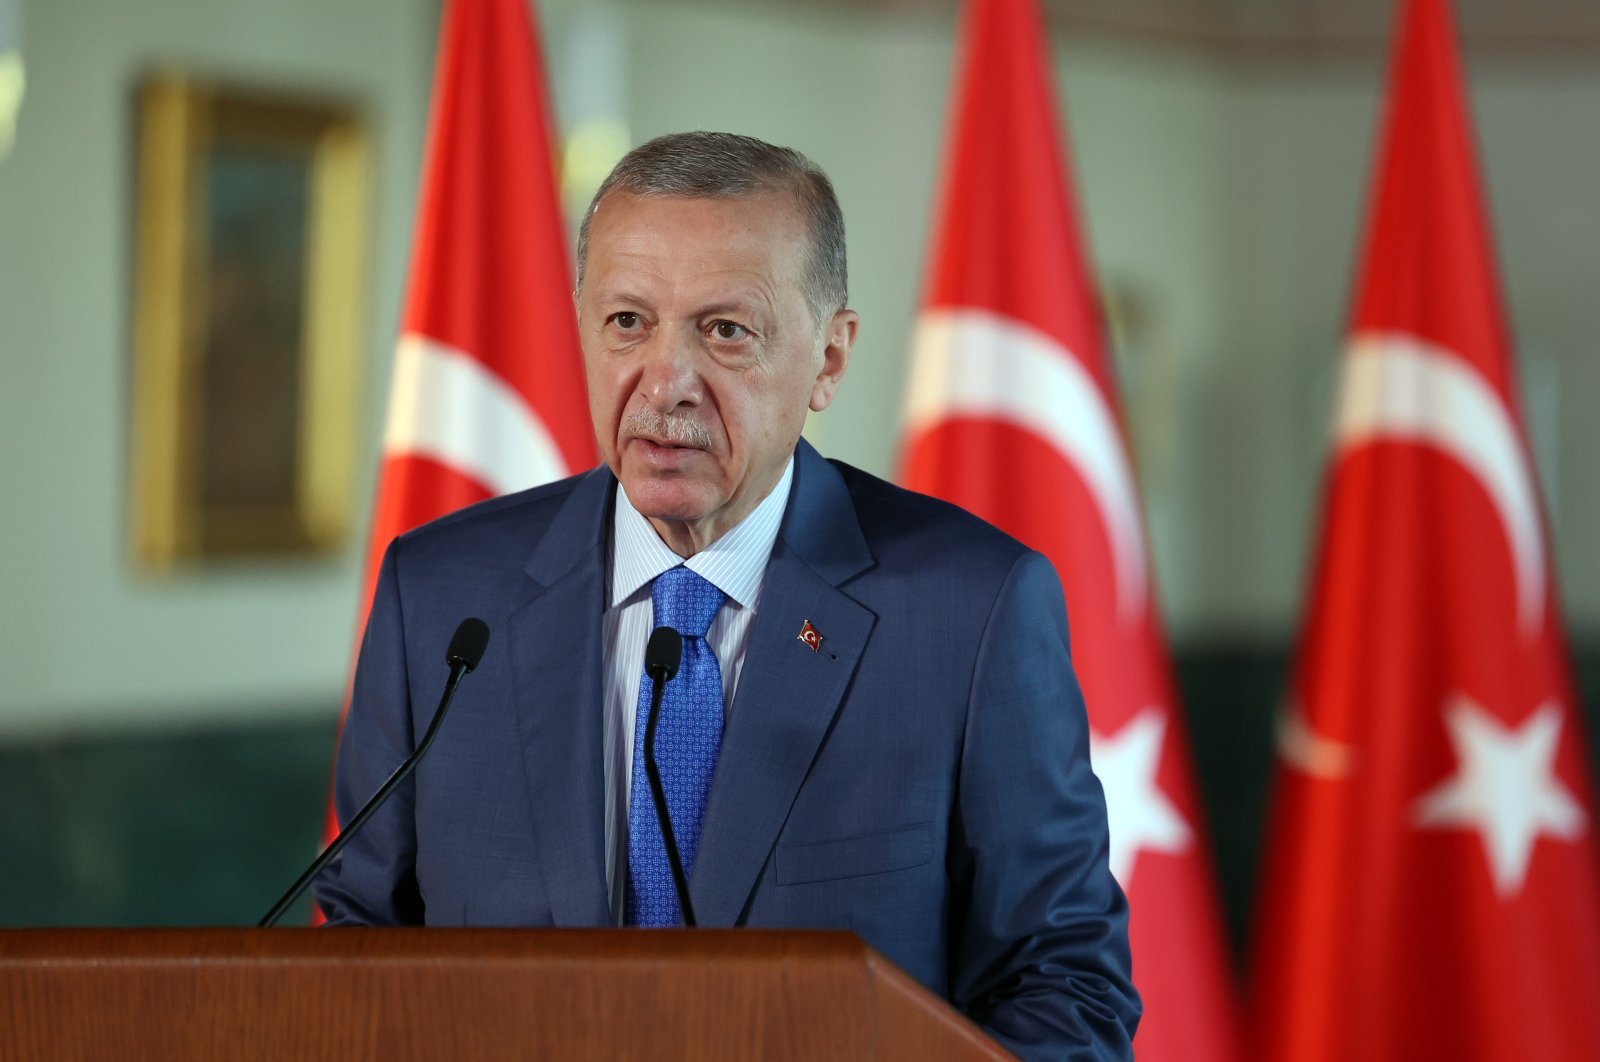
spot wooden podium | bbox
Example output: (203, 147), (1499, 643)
(0, 928), (1013, 1060)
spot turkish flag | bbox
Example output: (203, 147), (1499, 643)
(317, 0), (595, 882)
(1249, 0), (1600, 1058)
(899, 1), (1239, 1057)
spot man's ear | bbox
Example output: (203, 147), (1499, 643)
(809, 309), (858, 413)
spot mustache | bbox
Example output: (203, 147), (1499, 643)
(622, 409), (714, 449)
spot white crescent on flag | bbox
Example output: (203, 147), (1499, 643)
(1335, 331), (1545, 636)
(1276, 702), (1357, 779)
(905, 308), (1148, 622)
(384, 333), (572, 496)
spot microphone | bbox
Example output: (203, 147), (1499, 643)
(258, 617), (492, 927)
(646, 626), (682, 683)
(446, 617), (491, 673)
(641, 626), (696, 926)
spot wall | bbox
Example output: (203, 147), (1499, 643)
(2, 0), (1597, 741)
(0, 0), (434, 736)
(587, 0), (1600, 645)
(1212, 54), (1600, 639)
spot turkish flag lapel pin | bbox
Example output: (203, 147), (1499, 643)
(797, 620), (822, 653)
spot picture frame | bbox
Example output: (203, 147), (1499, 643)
(129, 72), (370, 569)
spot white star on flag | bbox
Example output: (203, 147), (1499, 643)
(1090, 708), (1192, 886)
(1413, 696), (1587, 898)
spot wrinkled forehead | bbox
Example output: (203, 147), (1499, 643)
(584, 190), (813, 301)
(589, 190), (808, 258)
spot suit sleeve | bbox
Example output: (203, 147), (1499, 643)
(313, 539), (426, 925)
(949, 550), (1140, 1061)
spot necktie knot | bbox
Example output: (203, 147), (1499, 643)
(651, 566), (725, 638)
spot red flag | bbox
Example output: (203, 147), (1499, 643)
(1250, 0), (1600, 1057)
(899, 1), (1239, 1057)
(319, 0), (595, 868)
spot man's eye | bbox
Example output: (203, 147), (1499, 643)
(710, 320), (749, 341)
(609, 312), (642, 331)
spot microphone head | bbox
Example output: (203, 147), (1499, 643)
(445, 618), (491, 672)
(645, 626), (683, 682)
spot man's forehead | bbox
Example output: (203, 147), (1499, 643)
(592, 264), (778, 314)
(585, 192), (808, 294)
(590, 189), (806, 241)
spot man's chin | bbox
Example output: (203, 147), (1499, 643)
(619, 473), (721, 527)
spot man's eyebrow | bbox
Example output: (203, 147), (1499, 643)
(590, 289), (651, 308)
(693, 290), (776, 321)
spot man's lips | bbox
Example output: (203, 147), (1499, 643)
(632, 432), (701, 449)
(629, 435), (706, 463)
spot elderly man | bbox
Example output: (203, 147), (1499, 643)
(317, 131), (1139, 1060)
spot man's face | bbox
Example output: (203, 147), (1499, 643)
(578, 190), (856, 556)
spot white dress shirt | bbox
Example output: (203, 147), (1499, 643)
(601, 456), (794, 921)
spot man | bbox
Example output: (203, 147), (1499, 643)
(317, 132), (1139, 1060)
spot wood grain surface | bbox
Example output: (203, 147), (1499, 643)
(0, 928), (1014, 1061)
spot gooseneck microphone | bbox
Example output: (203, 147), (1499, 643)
(258, 617), (492, 927)
(641, 625), (696, 927)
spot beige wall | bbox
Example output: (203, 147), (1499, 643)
(0, 0), (434, 734)
(1210, 57), (1600, 636)
(2, 0), (1596, 736)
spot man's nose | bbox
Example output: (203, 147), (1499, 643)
(638, 326), (703, 412)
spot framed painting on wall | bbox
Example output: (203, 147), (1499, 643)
(129, 72), (370, 569)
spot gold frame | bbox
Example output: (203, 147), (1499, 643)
(130, 72), (370, 569)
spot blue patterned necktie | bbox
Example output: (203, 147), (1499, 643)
(625, 565), (726, 926)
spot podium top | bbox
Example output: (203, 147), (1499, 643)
(0, 927), (1013, 1062)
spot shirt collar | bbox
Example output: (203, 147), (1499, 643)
(609, 455), (794, 612)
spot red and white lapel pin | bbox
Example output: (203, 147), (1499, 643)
(797, 620), (822, 653)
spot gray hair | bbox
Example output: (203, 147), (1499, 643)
(575, 131), (848, 325)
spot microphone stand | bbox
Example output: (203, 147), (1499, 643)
(258, 655), (474, 927)
(643, 665), (697, 927)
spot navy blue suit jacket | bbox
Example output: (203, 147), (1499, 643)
(317, 440), (1139, 1060)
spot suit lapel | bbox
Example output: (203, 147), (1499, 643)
(509, 468), (614, 926)
(690, 441), (877, 926)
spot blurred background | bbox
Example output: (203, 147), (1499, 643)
(1, 0), (1597, 958)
